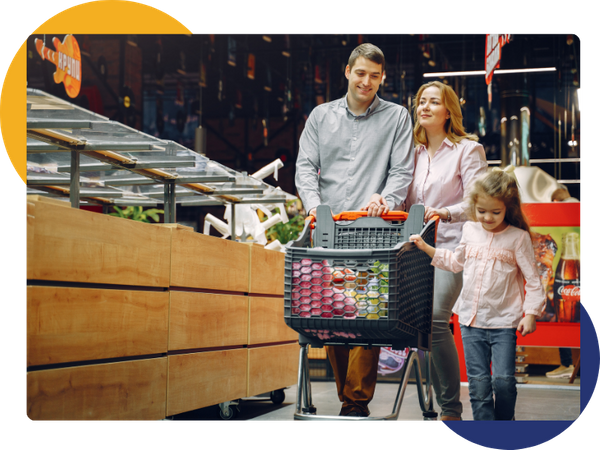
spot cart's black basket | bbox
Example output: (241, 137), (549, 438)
(284, 205), (436, 351)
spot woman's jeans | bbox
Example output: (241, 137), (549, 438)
(431, 268), (463, 418)
(460, 325), (518, 420)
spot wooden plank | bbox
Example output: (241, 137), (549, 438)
(248, 244), (285, 295)
(520, 347), (581, 365)
(247, 343), (299, 398)
(167, 349), (247, 416)
(248, 296), (298, 345)
(23, 286), (27, 367)
(27, 199), (171, 287)
(27, 286), (169, 366)
(169, 291), (248, 351)
(155, 223), (194, 232)
(27, 357), (167, 420)
(170, 230), (249, 292)
(27, 194), (71, 208)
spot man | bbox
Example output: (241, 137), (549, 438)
(295, 43), (414, 417)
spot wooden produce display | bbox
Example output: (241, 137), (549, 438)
(165, 231), (298, 417)
(27, 196), (299, 419)
(27, 196), (171, 420)
(247, 243), (299, 397)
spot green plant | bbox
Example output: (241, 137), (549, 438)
(265, 214), (305, 245)
(262, 201), (306, 245)
(109, 206), (164, 223)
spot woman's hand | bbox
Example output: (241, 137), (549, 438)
(361, 194), (390, 217)
(425, 206), (449, 222)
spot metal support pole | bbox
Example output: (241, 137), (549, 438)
(230, 203), (236, 241)
(70, 150), (80, 208)
(164, 181), (176, 223)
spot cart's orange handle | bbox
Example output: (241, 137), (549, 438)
(333, 211), (409, 221)
(307, 213), (440, 233)
(306, 211), (409, 229)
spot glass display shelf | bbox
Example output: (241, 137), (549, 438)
(26, 88), (298, 230)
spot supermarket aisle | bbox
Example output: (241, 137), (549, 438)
(171, 380), (580, 421)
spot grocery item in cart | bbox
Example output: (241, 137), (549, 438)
(290, 259), (389, 320)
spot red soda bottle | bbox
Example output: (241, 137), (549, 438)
(553, 232), (580, 322)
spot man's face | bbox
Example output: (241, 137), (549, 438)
(345, 56), (384, 108)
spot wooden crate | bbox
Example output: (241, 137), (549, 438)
(170, 230), (249, 293)
(169, 291), (248, 351)
(248, 296), (298, 346)
(248, 243), (285, 295)
(27, 357), (167, 420)
(166, 349), (247, 416)
(247, 343), (299, 398)
(25, 196), (298, 419)
(521, 347), (580, 366)
(28, 286), (169, 366)
(27, 198), (171, 287)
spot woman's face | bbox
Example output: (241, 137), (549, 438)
(417, 86), (450, 133)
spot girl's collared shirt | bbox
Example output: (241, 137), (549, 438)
(431, 222), (546, 329)
(405, 138), (488, 250)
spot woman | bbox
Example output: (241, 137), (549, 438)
(405, 81), (488, 421)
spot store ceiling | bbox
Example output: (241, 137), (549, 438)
(27, 33), (579, 124)
(138, 33), (578, 118)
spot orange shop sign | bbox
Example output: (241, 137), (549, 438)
(34, 34), (82, 98)
(485, 34), (511, 85)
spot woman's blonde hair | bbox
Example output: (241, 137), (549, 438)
(412, 81), (479, 147)
(467, 166), (530, 233)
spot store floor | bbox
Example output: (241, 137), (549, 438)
(171, 377), (580, 421)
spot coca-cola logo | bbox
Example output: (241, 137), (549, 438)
(558, 285), (580, 300)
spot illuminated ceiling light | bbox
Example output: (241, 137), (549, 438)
(423, 67), (556, 78)
(568, 140), (578, 147)
(263, 36), (272, 43)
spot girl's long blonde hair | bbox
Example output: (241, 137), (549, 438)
(412, 81), (479, 147)
(467, 166), (530, 234)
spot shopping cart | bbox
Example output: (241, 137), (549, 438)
(284, 204), (439, 420)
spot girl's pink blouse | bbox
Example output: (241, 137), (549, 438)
(431, 222), (546, 329)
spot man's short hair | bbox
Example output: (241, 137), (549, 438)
(551, 188), (570, 202)
(348, 43), (385, 73)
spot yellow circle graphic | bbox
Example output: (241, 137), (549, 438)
(0, 0), (194, 186)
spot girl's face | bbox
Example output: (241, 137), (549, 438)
(417, 86), (450, 133)
(475, 194), (508, 233)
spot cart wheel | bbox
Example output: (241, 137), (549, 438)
(219, 404), (239, 420)
(270, 389), (285, 405)
(423, 411), (438, 421)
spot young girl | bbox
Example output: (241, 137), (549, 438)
(410, 166), (546, 421)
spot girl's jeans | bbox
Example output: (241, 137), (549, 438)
(460, 325), (518, 420)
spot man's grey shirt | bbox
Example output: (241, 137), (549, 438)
(295, 95), (414, 215)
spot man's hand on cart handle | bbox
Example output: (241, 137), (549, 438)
(307, 207), (334, 229)
(308, 207), (335, 219)
(360, 194), (390, 217)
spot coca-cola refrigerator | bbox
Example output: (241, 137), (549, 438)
(452, 202), (581, 382)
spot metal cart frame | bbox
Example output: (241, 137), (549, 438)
(294, 340), (436, 420)
(284, 204), (439, 420)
